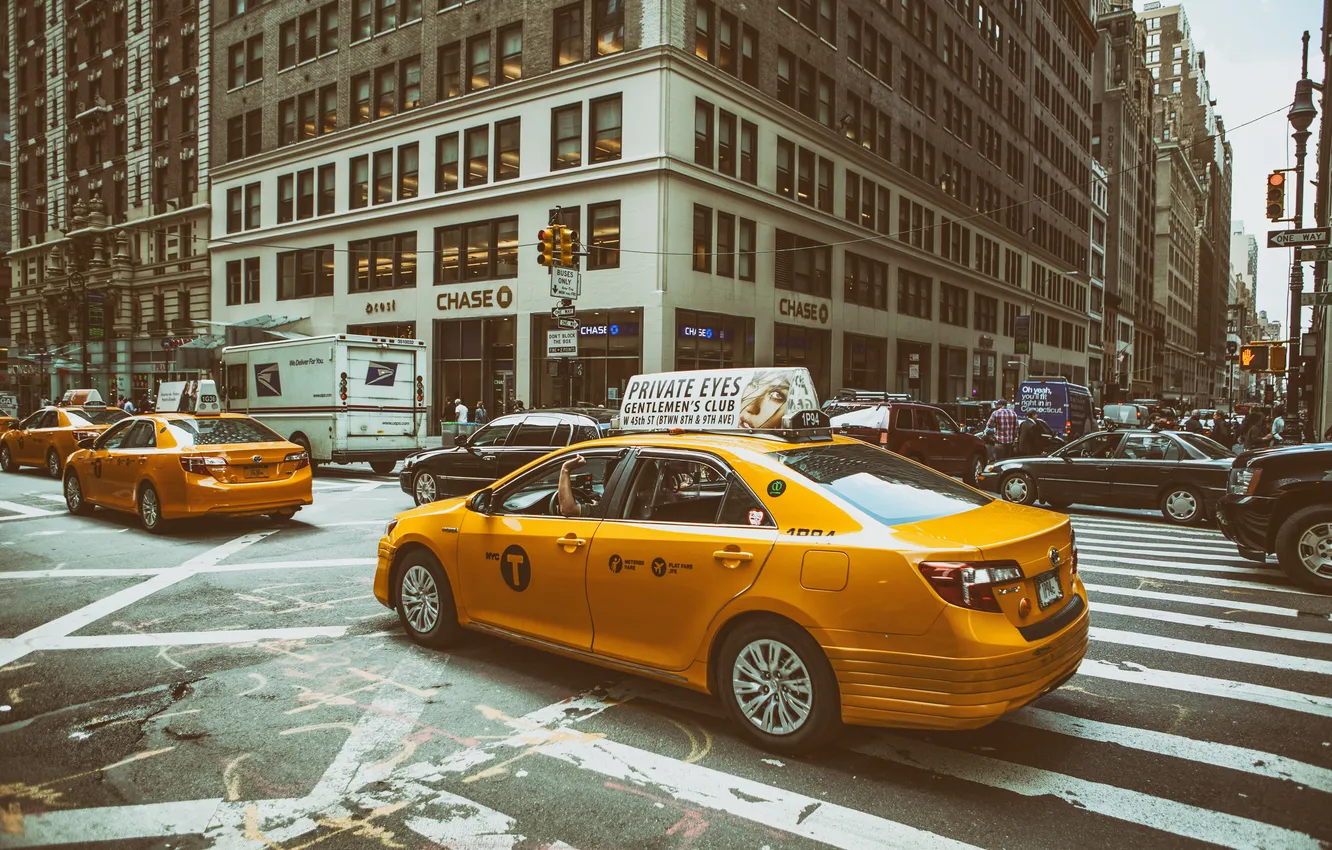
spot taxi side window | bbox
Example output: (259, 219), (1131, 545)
(622, 457), (731, 524)
(717, 476), (775, 527)
(496, 452), (621, 517)
(18, 411), (44, 430)
(95, 421), (135, 451)
(120, 421), (158, 449)
(34, 411), (58, 429)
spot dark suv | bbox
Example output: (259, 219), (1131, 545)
(400, 408), (615, 505)
(1217, 443), (1332, 593)
(829, 401), (988, 484)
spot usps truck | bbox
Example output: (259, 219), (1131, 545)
(220, 335), (428, 473)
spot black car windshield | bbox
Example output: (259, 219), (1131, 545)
(165, 416), (284, 446)
(1177, 433), (1234, 460)
(65, 407), (129, 426)
(773, 443), (990, 526)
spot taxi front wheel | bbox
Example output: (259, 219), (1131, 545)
(395, 550), (462, 649)
(0, 443), (16, 473)
(64, 471), (94, 516)
(716, 618), (841, 755)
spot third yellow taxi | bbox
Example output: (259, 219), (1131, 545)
(0, 389), (128, 478)
(374, 368), (1088, 753)
(62, 380), (313, 533)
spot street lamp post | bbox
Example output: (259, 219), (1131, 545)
(64, 268), (90, 387)
(1287, 32), (1319, 421)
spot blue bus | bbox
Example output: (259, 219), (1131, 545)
(1018, 377), (1096, 439)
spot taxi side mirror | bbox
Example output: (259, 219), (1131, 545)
(468, 488), (492, 514)
(77, 437), (96, 450)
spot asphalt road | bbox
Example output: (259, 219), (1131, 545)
(0, 464), (1329, 849)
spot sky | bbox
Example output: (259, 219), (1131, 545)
(1145, 0), (1324, 335)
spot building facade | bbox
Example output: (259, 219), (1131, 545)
(207, 0), (1097, 426)
(6, 0), (213, 412)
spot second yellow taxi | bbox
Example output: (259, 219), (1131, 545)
(0, 390), (127, 478)
(373, 369), (1088, 754)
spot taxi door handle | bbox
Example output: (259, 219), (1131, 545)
(555, 535), (587, 552)
(713, 549), (754, 567)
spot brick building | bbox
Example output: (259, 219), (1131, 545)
(207, 0), (1097, 423)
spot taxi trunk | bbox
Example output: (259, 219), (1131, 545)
(183, 443), (305, 484)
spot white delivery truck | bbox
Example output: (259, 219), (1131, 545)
(220, 334), (428, 474)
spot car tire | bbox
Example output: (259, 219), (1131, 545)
(413, 470), (438, 506)
(46, 448), (62, 479)
(716, 617), (841, 755)
(1237, 547), (1268, 563)
(1160, 485), (1203, 525)
(138, 483), (168, 534)
(64, 471), (94, 516)
(395, 549), (462, 649)
(0, 443), (17, 473)
(1001, 472), (1038, 506)
(369, 460), (396, 475)
(1275, 505), (1332, 592)
(964, 453), (985, 486)
(1045, 500), (1071, 512)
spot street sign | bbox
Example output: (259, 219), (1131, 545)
(1304, 291), (1332, 307)
(551, 303), (576, 319)
(550, 266), (580, 299)
(1299, 247), (1332, 262)
(1267, 227), (1331, 248)
(546, 328), (578, 358)
(556, 318), (579, 330)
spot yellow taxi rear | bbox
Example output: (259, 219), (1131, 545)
(170, 437), (313, 519)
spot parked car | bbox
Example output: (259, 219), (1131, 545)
(400, 408), (616, 505)
(1217, 443), (1332, 592)
(829, 401), (988, 484)
(977, 428), (1235, 524)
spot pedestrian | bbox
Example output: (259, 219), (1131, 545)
(1242, 412), (1269, 450)
(122, 396), (137, 415)
(1269, 404), (1288, 446)
(474, 400), (489, 424)
(984, 398), (1019, 459)
(514, 399), (526, 412)
(1184, 412), (1203, 434)
(1017, 408), (1044, 457)
(453, 398), (468, 423)
(1210, 411), (1233, 448)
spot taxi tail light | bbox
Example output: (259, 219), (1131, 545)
(1070, 527), (1078, 576)
(71, 430), (99, 442)
(285, 450), (309, 471)
(918, 560), (1024, 613)
(180, 455), (227, 475)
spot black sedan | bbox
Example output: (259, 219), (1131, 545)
(976, 428), (1235, 524)
(400, 408), (615, 505)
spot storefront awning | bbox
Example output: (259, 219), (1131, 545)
(174, 315), (312, 370)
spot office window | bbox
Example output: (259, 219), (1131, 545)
(437, 42), (461, 100)
(433, 217), (520, 284)
(740, 25), (759, 86)
(844, 253), (888, 310)
(375, 64), (396, 117)
(317, 164), (336, 215)
(776, 137), (794, 199)
(554, 3), (583, 67)
(467, 34), (490, 93)
(694, 0), (713, 62)
(974, 293), (997, 333)
(495, 118), (520, 181)
(717, 211), (735, 278)
(591, 95), (622, 163)
(296, 169), (315, 220)
(717, 110), (737, 176)
(738, 218), (756, 281)
(940, 282), (968, 326)
(694, 99), (714, 168)
(349, 233), (417, 291)
(244, 183), (261, 229)
(278, 98), (297, 145)
(353, 0), (372, 38)
(372, 149), (393, 204)
(777, 48), (794, 106)
(298, 91), (317, 140)
(499, 24), (523, 83)
(350, 154), (369, 208)
(693, 204), (713, 273)
(277, 246), (334, 300)
(319, 84), (337, 135)
(400, 55), (421, 110)
(594, 0), (624, 56)
(740, 120), (757, 184)
(817, 157), (833, 213)
(398, 143), (419, 198)
(465, 126), (489, 186)
(774, 230), (830, 297)
(244, 258), (261, 303)
(321, 3), (339, 52)
(352, 72), (371, 125)
(897, 269), (932, 319)
(435, 133), (459, 192)
(226, 187), (242, 233)
(277, 174), (295, 223)
(226, 260), (243, 305)
(226, 109), (262, 161)
(377, 0), (398, 32)
(551, 103), (582, 170)
(588, 201), (621, 269)
(228, 35), (262, 88)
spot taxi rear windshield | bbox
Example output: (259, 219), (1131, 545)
(165, 417), (283, 447)
(774, 442), (990, 526)
(66, 408), (128, 426)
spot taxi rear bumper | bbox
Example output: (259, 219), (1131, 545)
(811, 593), (1089, 730)
(170, 474), (313, 519)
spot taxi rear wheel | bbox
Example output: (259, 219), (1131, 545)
(46, 448), (62, 479)
(395, 550), (462, 648)
(138, 483), (168, 534)
(1001, 472), (1038, 506)
(716, 618), (841, 755)
(64, 471), (94, 516)
(0, 443), (16, 472)
(268, 509), (298, 522)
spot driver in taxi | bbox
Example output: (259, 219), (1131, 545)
(558, 454), (661, 518)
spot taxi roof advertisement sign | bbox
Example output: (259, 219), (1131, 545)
(620, 368), (819, 431)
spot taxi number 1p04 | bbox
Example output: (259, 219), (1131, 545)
(1036, 570), (1063, 609)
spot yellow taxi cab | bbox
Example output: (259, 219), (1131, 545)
(373, 368), (1088, 753)
(0, 389), (128, 478)
(62, 380), (313, 533)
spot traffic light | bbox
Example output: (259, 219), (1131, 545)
(1239, 343), (1270, 371)
(559, 228), (576, 267)
(1269, 344), (1288, 373)
(1267, 172), (1286, 221)
(537, 226), (557, 267)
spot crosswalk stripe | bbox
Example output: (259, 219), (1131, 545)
(1077, 532), (1236, 551)
(1080, 555), (1278, 577)
(1071, 517), (1223, 537)
(1077, 658), (1332, 717)
(848, 735), (1322, 850)
(1079, 565), (1315, 595)
(1005, 707), (1332, 794)
(0, 499), (59, 517)
(1089, 626), (1332, 674)
(1081, 548), (1273, 569)
(1082, 583), (1326, 619)
(1091, 602), (1332, 645)
(1077, 537), (1247, 557)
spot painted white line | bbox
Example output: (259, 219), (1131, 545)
(1077, 535), (1242, 554)
(0, 558), (378, 580)
(1, 798), (225, 848)
(1007, 707), (1332, 794)
(1071, 516), (1223, 534)
(1072, 523), (1224, 541)
(0, 510), (60, 523)
(1079, 555), (1276, 577)
(848, 735), (1322, 850)
(0, 568), (155, 579)
(1077, 658), (1332, 717)
(1092, 602), (1332, 645)
(206, 557), (379, 572)
(1079, 565), (1316, 595)
(1090, 626), (1332, 674)
(0, 499), (60, 517)
(1083, 584), (1326, 619)
(34, 493), (69, 503)
(1080, 543), (1262, 563)
(19, 627), (349, 652)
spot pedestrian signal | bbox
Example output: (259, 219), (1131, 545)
(1238, 344), (1269, 371)
(1268, 344), (1288, 373)
(1267, 172), (1286, 221)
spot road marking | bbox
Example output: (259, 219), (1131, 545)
(0, 799), (225, 848)
(1090, 626), (1332, 674)
(1071, 517), (1223, 536)
(1077, 658), (1332, 717)
(0, 511), (60, 523)
(1006, 707), (1332, 794)
(33, 493), (69, 503)
(0, 500), (60, 518)
(1083, 584), (1327, 619)
(0, 559), (378, 580)
(1079, 565), (1318, 595)
(1092, 602), (1332, 644)
(15, 627), (349, 653)
(1079, 543), (1270, 565)
(1079, 555), (1277, 577)
(1076, 535), (1244, 555)
(848, 735), (1323, 850)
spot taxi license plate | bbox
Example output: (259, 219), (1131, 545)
(1037, 571), (1063, 610)
(244, 465), (268, 479)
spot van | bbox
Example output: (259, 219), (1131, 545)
(1018, 377), (1095, 439)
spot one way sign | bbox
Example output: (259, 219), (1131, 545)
(1268, 227), (1332, 248)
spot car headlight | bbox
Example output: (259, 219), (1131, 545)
(401, 456), (415, 471)
(1228, 467), (1260, 496)
(384, 519), (399, 539)
(983, 464), (997, 474)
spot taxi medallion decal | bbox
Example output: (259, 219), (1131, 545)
(500, 544), (531, 592)
(767, 480), (786, 497)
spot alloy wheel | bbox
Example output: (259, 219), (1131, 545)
(414, 472), (437, 505)
(1164, 489), (1198, 522)
(140, 488), (160, 528)
(47, 450), (60, 478)
(1295, 522), (1332, 580)
(400, 564), (440, 633)
(731, 638), (814, 736)
(65, 475), (81, 511)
